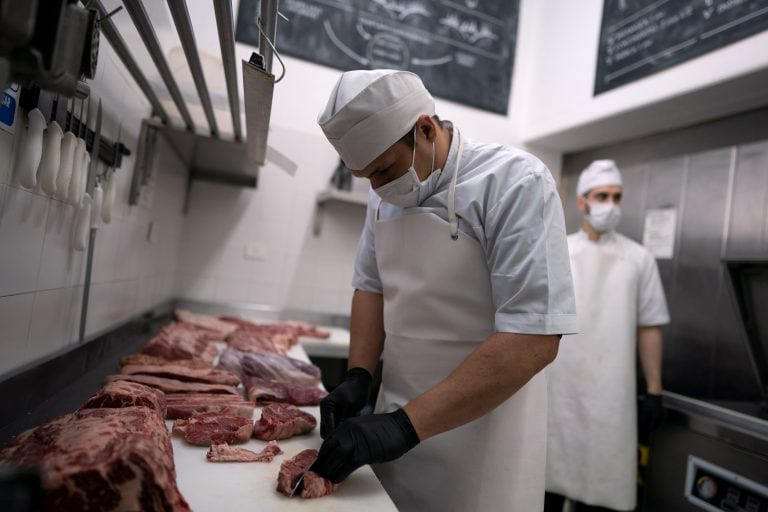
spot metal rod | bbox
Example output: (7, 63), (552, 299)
(214, 0), (243, 141)
(167, 0), (219, 137)
(122, 0), (195, 131)
(79, 228), (97, 344)
(259, 0), (279, 74)
(93, 0), (171, 125)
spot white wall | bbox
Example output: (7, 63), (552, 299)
(0, 41), (187, 378)
(521, 0), (768, 149)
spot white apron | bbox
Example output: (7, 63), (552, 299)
(372, 131), (547, 512)
(546, 234), (638, 511)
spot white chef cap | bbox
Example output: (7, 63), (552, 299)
(577, 160), (623, 196)
(317, 69), (435, 170)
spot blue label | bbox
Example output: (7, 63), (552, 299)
(0, 92), (16, 128)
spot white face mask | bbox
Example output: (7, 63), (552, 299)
(587, 202), (621, 232)
(374, 128), (439, 208)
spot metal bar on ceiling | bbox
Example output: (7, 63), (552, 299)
(213, 0), (243, 141)
(93, 0), (171, 125)
(167, 0), (219, 137)
(259, 0), (279, 74)
(122, 0), (196, 132)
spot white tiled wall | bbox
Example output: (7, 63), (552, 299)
(175, 124), (365, 316)
(0, 41), (186, 378)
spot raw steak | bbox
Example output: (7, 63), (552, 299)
(245, 377), (327, 406)
(206, 441), (282, 463)
(227, 330), (289, 355)
(253, 403), (317, 441)
(276, 449), (337, 499)
(174, 310), (238, 340)
(172, 413), (253, 446)
(0, 407), (189, 511)
(164, 394), (255, 420)
(80, 380), (166, 417)
(142, 325), (218, 363)
(120, 364), (240, 386)
(120, 354), (212, 369)
(107, 374), (240, 396)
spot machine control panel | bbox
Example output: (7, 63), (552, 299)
(685, 455), (768, 512)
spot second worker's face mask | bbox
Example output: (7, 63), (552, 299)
(374, 127), (439, 208)
(587, 201), (621, 232)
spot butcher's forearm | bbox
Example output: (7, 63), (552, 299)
(347, 290), (385, 374)
(404, 333), (559, 440)
(638, 326), (663, 395)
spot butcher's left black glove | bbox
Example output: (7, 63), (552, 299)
(311, 408), (420, 484)
(638, 393), (664, 443)
(319, 367), (372, 439)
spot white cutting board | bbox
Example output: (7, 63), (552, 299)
(168, 344), (396, 511)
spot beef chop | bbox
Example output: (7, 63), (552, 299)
(80, 380), (166, 417)
(252, 403), (316, 441)
(276, 449), (337, 499)
(206, 441), (283, 463)
(172, 413), (253, 446)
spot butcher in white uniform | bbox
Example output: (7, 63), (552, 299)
(309, 69), (577, 512)
(545, 160), (670, 512)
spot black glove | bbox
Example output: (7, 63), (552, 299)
(320, 367), (373, 439)
(311, 408), (420, 484)
(638, 394), (664, 443)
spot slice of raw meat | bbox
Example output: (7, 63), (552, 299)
(164, 394), (255, 420)
(120, 353), (212, 369)
(107, 374), (240, 396)
(174, 310), (238, 340)
(119, 364), (241, 386)
(276, 449), (337, 499)
(172, 413), (253, 446)
(253, 403), (317, 441)
(0, 407), (189, 511)
(80, 380), (166, 417)
(142, 325), (218, 363)
(227, 330), (289, 355)
(245, 376), (327, 406)
(206, 441), (283, 463)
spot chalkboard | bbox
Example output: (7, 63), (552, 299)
(236, 0), (520, 114)
(595, 0), (768, 95)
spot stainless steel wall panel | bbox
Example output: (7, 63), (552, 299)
(616, 162), (648, 243)
(726, 141), (768, 257)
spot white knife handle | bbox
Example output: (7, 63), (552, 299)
(68, 138), (86, 205)
(73, 194), (92, 252)
(38, 120), (63, 195)
(102, 170), (116, 224)
(91, 182), (103, 229)
(16, 108), (47, 189)
(56, 132), (77, 200)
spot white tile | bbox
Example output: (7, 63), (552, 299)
(84, 281), (114, 337)
(249, 281), (285, 308)
(0, 185), (48, 295)
(214, 277), (252, 303)
(176, 273), (216, 301)
(27, 286), (78, 360)
(36, 199), (86, 290)
(91, 215), (121, 283)
(0, 130), (14, 185)
(0, 292), (34, 377)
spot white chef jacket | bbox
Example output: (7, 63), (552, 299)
(352, 132), (577, 335)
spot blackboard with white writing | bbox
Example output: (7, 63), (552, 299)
(236, 0), (520, 114)
(595, 0), (768, 95)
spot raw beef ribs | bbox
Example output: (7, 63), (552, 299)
(172, 413), (253, 446)
(245, 377), (327, 406)
(141, 324), (218, 363)
(174, 310), (238, 340)
(107, 374), (240, 395)
(80, 380), (166, 417)
(164, 394), (255, 420)
(227, 330), (289, 355)
(276, 449), (337, 499)
(0, 407), (189, 511)
(119, 364), (240, 386)
(253, 403), (317, 441)
(120, 353), (212, 369)
(206, 441), (282, 463)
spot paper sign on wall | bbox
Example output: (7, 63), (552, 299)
(643, 208), (677, 259)
(0, 83), (20, 134)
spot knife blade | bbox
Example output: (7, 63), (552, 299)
(289, 455), (318, 497)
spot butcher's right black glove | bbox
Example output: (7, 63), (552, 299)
(320, 367), (372, 439)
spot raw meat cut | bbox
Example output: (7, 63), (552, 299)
(217, 348), (321, 386)
(276, 449), (337, 499)
(107, 374), (240, 396)
(0, 407), (189, 511)
(172, 413), (253, 446)
(245, 377), (327, 406)
(221, 316), (330, 339)
(120, 354), (212, 369)
(164, 394), (255, 420)
(227, 330), (289, 355)
(253, 403), (317, 441)
(174, 310), (238, 340)
(142, 324), (218, 363)
(120, 364), (240, 386)
(80, 380), (166, 417)
(206, 441), (282, 463)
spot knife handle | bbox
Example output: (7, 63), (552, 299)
(73, 194), (92, 252)
(16, 108), (46, 189)
(38, 120), (63, 195)
(56, 132), (77, 200)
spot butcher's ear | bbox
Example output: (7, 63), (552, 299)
(576, 194), (588, 214)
